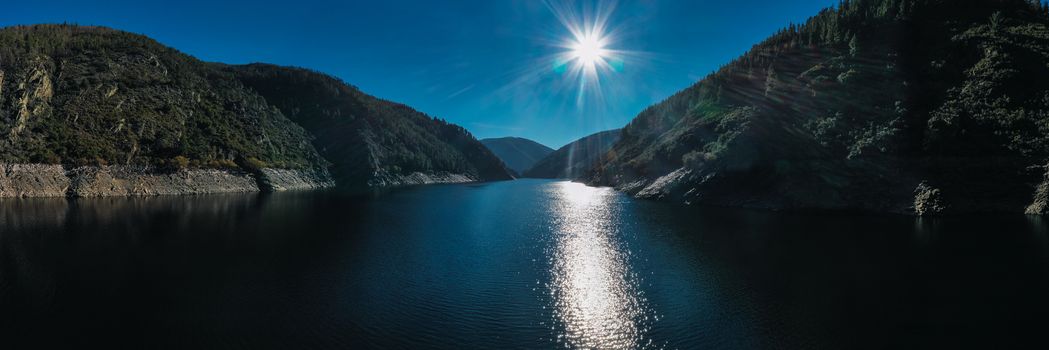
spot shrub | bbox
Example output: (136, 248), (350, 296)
(241, 156), (268, 171)
(172, 155), (190, 169)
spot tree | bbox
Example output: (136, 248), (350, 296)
(849, 34), (860, 57)
(990, 11), (1003, 33)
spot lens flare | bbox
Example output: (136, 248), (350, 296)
(547, 0), (626, 104)
(570, 34), (608, 67)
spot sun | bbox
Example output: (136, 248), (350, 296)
(570, 34), (608, 67)
(546, 0), (631, 102)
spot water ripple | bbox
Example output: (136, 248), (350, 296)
(546, 182), (654, 349)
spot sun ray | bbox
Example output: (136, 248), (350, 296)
(546, 0), (624, 105)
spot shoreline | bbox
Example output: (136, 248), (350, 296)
(0, 163), (334, 198)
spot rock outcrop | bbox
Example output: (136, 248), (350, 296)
(367, 171), (476, 188)
(66, 166), (261, 197)
(0, 164), (69, 197)
(258, 168), (335, 192)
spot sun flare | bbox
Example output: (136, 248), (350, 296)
(570, 34), (608, 67)
(547, 0), (630, 103)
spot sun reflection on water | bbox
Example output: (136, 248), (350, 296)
(547, 182), (653, 349)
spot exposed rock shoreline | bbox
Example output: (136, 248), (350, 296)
(0, 163), (333, 198)
(367, 170), (477, 188)
(595, 162), (1046, 216)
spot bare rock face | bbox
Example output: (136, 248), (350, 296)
(0, 164), (69, 197)
(10, 56), (53, 137)
(635, 168), (694, 200)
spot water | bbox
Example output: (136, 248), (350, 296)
(1, 179), (1048, 349)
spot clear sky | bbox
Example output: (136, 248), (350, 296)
(1, 0), (838, 148)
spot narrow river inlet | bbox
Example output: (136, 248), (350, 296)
(2, 180), (1048, 349)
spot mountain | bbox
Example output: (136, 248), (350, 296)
(588, 0), (1049, 215)
(0, 25), (324, 171)
(227, 64), (514, 190)
(525, 129), (620, 179)
(480, 137), (554, 175)
(0, 24), (512, 197)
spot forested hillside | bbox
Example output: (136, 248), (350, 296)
(526, 129), (620, 179)
(588, 0), (1049, 214)
(0, 25), (323, 171)
(480, 137), (554, 175)
(228, 64), (514, 189)
(0, 24), (512, 194)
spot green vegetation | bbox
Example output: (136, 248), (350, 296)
(0, 25), (512, 189)
(0, 24), (323, 170)
(226, 64), (513, 187)
(525, 129), (620, 179)
(590, 0), (1049, 213)
(480, 137), (554, 175)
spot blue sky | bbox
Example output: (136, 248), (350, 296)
(1, 0), (837, 148)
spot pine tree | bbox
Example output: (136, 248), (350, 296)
(990, 11), (1004, 33)
(764, 65), (778, 97)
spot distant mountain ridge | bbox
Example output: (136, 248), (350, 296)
(525, 129), (620, 179)
(587, 0), (1049, 215)
(480, 137), (554, 175)
(0, 24), (512, 196)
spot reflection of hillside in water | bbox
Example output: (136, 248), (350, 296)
(1, 194), (264, 315)
(0, 191), (369, 340)
(0, 197), (71, 231)
(0, 194), (262, 232)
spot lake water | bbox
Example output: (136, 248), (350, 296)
(2, 179), (1048, 349)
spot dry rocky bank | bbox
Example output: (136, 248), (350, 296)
(0, 163), (333, 197)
